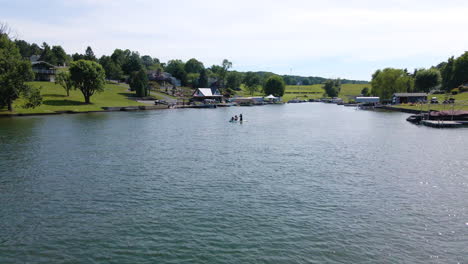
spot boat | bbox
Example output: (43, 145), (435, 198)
(406, 114), (423, 124)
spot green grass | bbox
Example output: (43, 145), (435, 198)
(339, 84), (370, 102)
(0, 81), (146, 115)
(281, 83), (370, 102)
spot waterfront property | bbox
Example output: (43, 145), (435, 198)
(192, 88), (223, 102)
(392, 93), (427, 104)
(31, 61), (57, 82)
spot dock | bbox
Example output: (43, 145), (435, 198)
(421, 120), (463, 128)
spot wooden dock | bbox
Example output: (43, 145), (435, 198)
(421, 120), (463, 128)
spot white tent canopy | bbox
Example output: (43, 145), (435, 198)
(265, 94), (277, 99)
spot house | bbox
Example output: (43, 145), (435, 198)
(31, 61), (57, 82)
(355, 97), (380, 103)
(392, 93), (427, 104)
(147, 70), (181, 87)
(192, 88), (223, 102)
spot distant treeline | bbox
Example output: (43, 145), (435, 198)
(13, 38), (367, 87)
(371, 52), (468, 100)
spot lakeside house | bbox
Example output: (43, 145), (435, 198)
(392, 93), (427, 104)
(31, 61), (57, 82)
(192, 88), (223, 102)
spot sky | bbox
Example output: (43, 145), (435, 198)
(2, 0), (468, 80)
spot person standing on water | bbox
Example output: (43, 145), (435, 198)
(239, 114), (243, 121)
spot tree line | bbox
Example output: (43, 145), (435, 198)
(371, 51), (468, 100)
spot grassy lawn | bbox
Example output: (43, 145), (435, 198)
(281, 83), (370, 102)
(0, 81), (146, 115)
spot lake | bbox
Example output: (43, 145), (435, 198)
(0, 103), (467, 263)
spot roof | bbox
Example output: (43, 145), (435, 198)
(31, 61), (57, 68)
(393, 93), (427, 97)
(193, 88), (222, 97)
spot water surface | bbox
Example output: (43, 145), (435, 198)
(0, 104), (467, 263)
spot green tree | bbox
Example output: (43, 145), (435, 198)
(186, 73), (200, 88)
(51, 45), (68, 66)
(129, 69), (149, 97)
(243, 71), (260, 95)
(184, 58), (204, 73)
(99, 55), (123, 80)
(122, 52), (143, 75)
(323, 80), (340, 97)
(226, 71), (242, 90)
(84, 46), (97, 61)
(141, 55), (155, 69)
(414, 68), (441, 92)
(452, 52), (468, 88)
(302, 79), (310, 85)
(361, 87), (370, 96)
(264, 75), (286, 97)
(371, 68), (414, 100)
(22, 86), (43, 109)
(0, 33), (35, 111)
(69, 60), (106, 104)
(166, 59), (187, 86)
(440, 57), (454, 91)
(199, 68), (209, 87)
(219, 59), (232, 87)
(40, 42), (54, 63)
(55, 71), (74, 96)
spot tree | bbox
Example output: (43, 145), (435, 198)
(69, 60), (106, 104)
(122, 51), (143, 75)
(226, 71), (242, 90)
(184, 58), (204, 74)
(264, 75), (286, 97)
(129, 69), (149, 97)
(361, 87), (370, 96)
(440, 57), (454, 91)
(99, 55), (123, 80)
(323, 80), (340, 97)
(0, 33), (35, 111)
(51, 45), (68, 66)
(141, 55), (155, 69)
(72, 53), (85, 61)
(186, 73), (200, 88)
(84, 46), (97, 61)
(40, 42), (54, 63)
(55, 71), (74, 96)
(199, 68), (208, 87)
(302, 79), (310, 85)
(243, 71), (260, 95)
(219, 59), (232, 87)
(371, 68), (413, 100)
(452, 52), (468, 88)
(166, 59), (187, 86)
(414, 68), (441, 92)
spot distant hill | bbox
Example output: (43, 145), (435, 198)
(249, 71), (368, 85)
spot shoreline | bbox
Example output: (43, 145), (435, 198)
(0, 105), (169, 118)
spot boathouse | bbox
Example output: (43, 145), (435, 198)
(392, 93), (427, 104)
(192, 88), (223, 102)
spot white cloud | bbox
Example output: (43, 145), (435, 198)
(3, 0), (468, 79)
